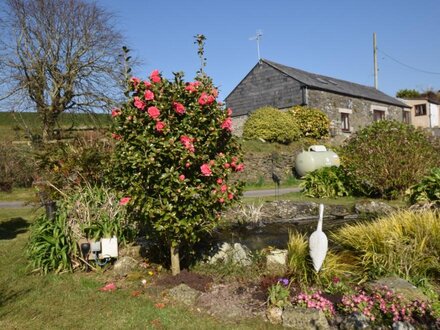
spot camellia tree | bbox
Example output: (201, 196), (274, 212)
(110, 37), (243, 275)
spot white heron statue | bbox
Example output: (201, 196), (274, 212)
(309, 204), (328, 272)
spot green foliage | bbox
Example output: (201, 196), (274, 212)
(288, 106), (330, 139)
(27, 211), (75, 274)
(340, 120), (440, 199)
(242, 106), (300, 144)
(66, 185), (134, 244)
(0, 139), (35, 191)
(26, 185), (131, 273)
(396, 89), (421, 98)
(267, 281), (291, 308)
(34, 136), (113, 200)
(331, 210), (440, 282)
(406, 167), (440, 207)
(109, 68), (243, 262)
(300, 166), (350, 198)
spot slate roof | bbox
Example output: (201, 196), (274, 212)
(260, 59), (409, 108)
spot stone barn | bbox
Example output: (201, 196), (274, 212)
(225, 59), (410, 136)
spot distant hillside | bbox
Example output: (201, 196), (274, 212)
(0, 112), (111, 141)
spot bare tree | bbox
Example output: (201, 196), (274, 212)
(0, 0), (126, 141)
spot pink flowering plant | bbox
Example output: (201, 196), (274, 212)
(109, 36), (243, 274)
(293, 290), (336, 318)
(340, 285), (436, 326)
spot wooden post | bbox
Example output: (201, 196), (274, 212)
(170, 245), (180, 276)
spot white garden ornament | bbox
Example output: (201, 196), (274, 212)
(309, 204), (328, 272)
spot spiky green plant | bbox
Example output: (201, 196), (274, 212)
(27, 211), (76, 274)
(331, 210), (440, 281)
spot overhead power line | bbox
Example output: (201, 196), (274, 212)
(377, 48), (440, 75)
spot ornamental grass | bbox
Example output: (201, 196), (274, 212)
(331, 210), (440, 282)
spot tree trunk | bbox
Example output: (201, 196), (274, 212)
(41, 110), (58, 142)
(170, 245), (180, 276)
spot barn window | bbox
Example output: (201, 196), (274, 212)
(373, 110), (385, 121)
(341, 113), (350, 132)
(415, 104), (427, 116)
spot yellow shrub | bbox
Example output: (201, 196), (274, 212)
(243, 107), (300, 144)
(288, 106), (330, 139)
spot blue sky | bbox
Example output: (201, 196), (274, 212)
(97, 0), (440, 101)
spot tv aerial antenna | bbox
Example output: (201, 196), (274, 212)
(249, 29), (263, 60)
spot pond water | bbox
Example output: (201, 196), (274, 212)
(214, 217), (362, 251)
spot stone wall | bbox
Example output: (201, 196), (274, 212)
(231, 114), (248, 137)
(237, 151), (300, 183)
(307, 89), (405, 133)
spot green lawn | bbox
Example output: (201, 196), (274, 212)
(0, 188), (37, 202)
(0, 208), (280, 329)
(243, 191), (407, 208)
(0, 112), (111, 140)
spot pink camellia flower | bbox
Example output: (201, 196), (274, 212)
(235, 163), (245, 172)
(185, 82), (197, 93)
(147, 106), (160, 119)
(150, 69), (161, 83)
(228, 193), (234, 200)
(200, 163), (212, 176)
(221, 184), (228, 192)
(179, 174), (185, 181)
(207, 94), (215, 104)
(180, 135), (195, 153)
(111, 108), (121, 117)
(216, 178), (223, 184)
(130, 77), (140, 88)
(134, 96), (145, 110)
(221, 117), (232, 131)
(173, 102), (186, 115)
(144, 81), (152, 88)
(185, 162), (191, 168)
(224, 163), (231, 169)
(111, 133), (121, 140)
(198, 92), (215, 106)
(211, 88), (218, 98)
(155, 121), (165, 132)
(144, 90), (154, 101)
(218, 197), (225, 203)
(119, 197), (131, 205)
(227, 108), (233, 116)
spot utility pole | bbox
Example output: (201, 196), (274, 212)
(373, 32), (378, 89)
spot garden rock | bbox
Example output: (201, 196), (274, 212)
(354, 201), (395, 216)
(262, 201), (318, 222)
(392, 321), (415, 330)
(338, 313), (371, 330)
(113, 256), (138, 277)
(367, 276), (430, 304)
(266, 306), (283, 324)
(282, 306), (330, 329)
(168, 283), (200, 306)
(208, 242), (251, 266)
(266, 249), (287, 274)
(118, 245), (142, 259)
